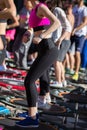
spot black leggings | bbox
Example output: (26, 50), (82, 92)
(39, 69), (50, 96)
(29, 43), (50, 96)
(24, 38), (58, 107)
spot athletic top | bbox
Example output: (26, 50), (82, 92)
(29, 3), (50, 31)
(73, 5), (87, 36)
(52, 7), (72, 43)
(53, 7), (72, 32)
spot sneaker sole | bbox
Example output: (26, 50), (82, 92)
(15, 124), (39, 128)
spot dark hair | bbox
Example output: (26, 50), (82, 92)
(39, 0), (46, 2)
(49, 0), (63, 8)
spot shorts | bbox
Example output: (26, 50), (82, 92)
(71, 35), (85, 53)
(56, 39), (71, 62)
(68, 42), (75, 55)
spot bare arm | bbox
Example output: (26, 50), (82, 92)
(72, 16), (87, 35)
(7, 15), (19, 29)
(58, 16), (72, 40)
(37, 4), (60, 38)
(0, 0), (16, 19)
(55, 11), (72, 46)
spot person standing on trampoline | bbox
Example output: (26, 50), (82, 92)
(0, 0), (16, 69)
(16, 0), (60, 128)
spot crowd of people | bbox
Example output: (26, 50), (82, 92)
(0, 0), (87, 128)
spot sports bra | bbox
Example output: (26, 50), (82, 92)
(29, 3), (50, 30)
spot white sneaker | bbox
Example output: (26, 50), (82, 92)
(50, 81), (63, 88)
(38, 97), (46, 108)
(46, 95), (51, 103)
(62, 80), (67, 87)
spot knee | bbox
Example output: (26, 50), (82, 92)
(24, 76), (35, 89)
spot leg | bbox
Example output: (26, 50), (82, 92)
(24, 47), (58, 116)
(16, 38), (58, 127)
(54, 61), (62, 83)
(0, 35), (6, 67)
(39, 69), (51, 104)
(64, 53), (70, 69)
(53, 40), (71, 87)
(40, 69), (50, 96)
(75, 51), (81, 73)
(69, 53), (75, 71)
(72, 36), (85, 80)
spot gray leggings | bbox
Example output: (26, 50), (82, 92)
(0, 35), (6, 65)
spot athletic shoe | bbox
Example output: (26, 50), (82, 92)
(69, 70), (75, 75)
(72, 73), (79, 81)
(16, 115), (39, 128)
(38, 97), (46, 108)
(17, 112), (39, 119)
(62, 80), (67, 87)
(65, 68), (70, 74)
(16, 111), (28, 118)
(65, 68), (74, 75)
(80, 67), (86, 73)
(46, 95), (51, 103)
(50, 81), (63, 88)
(38, 95), (51, 109)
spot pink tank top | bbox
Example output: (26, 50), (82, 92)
(29, 3), (50, 28)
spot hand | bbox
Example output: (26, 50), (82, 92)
(55, 38), (62, 49)
(72, 28), (77, 36)
(33, 36), (42, 44)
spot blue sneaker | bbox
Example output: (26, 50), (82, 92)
(16, 115), (39, 128)
(17, 111), (28, 118)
